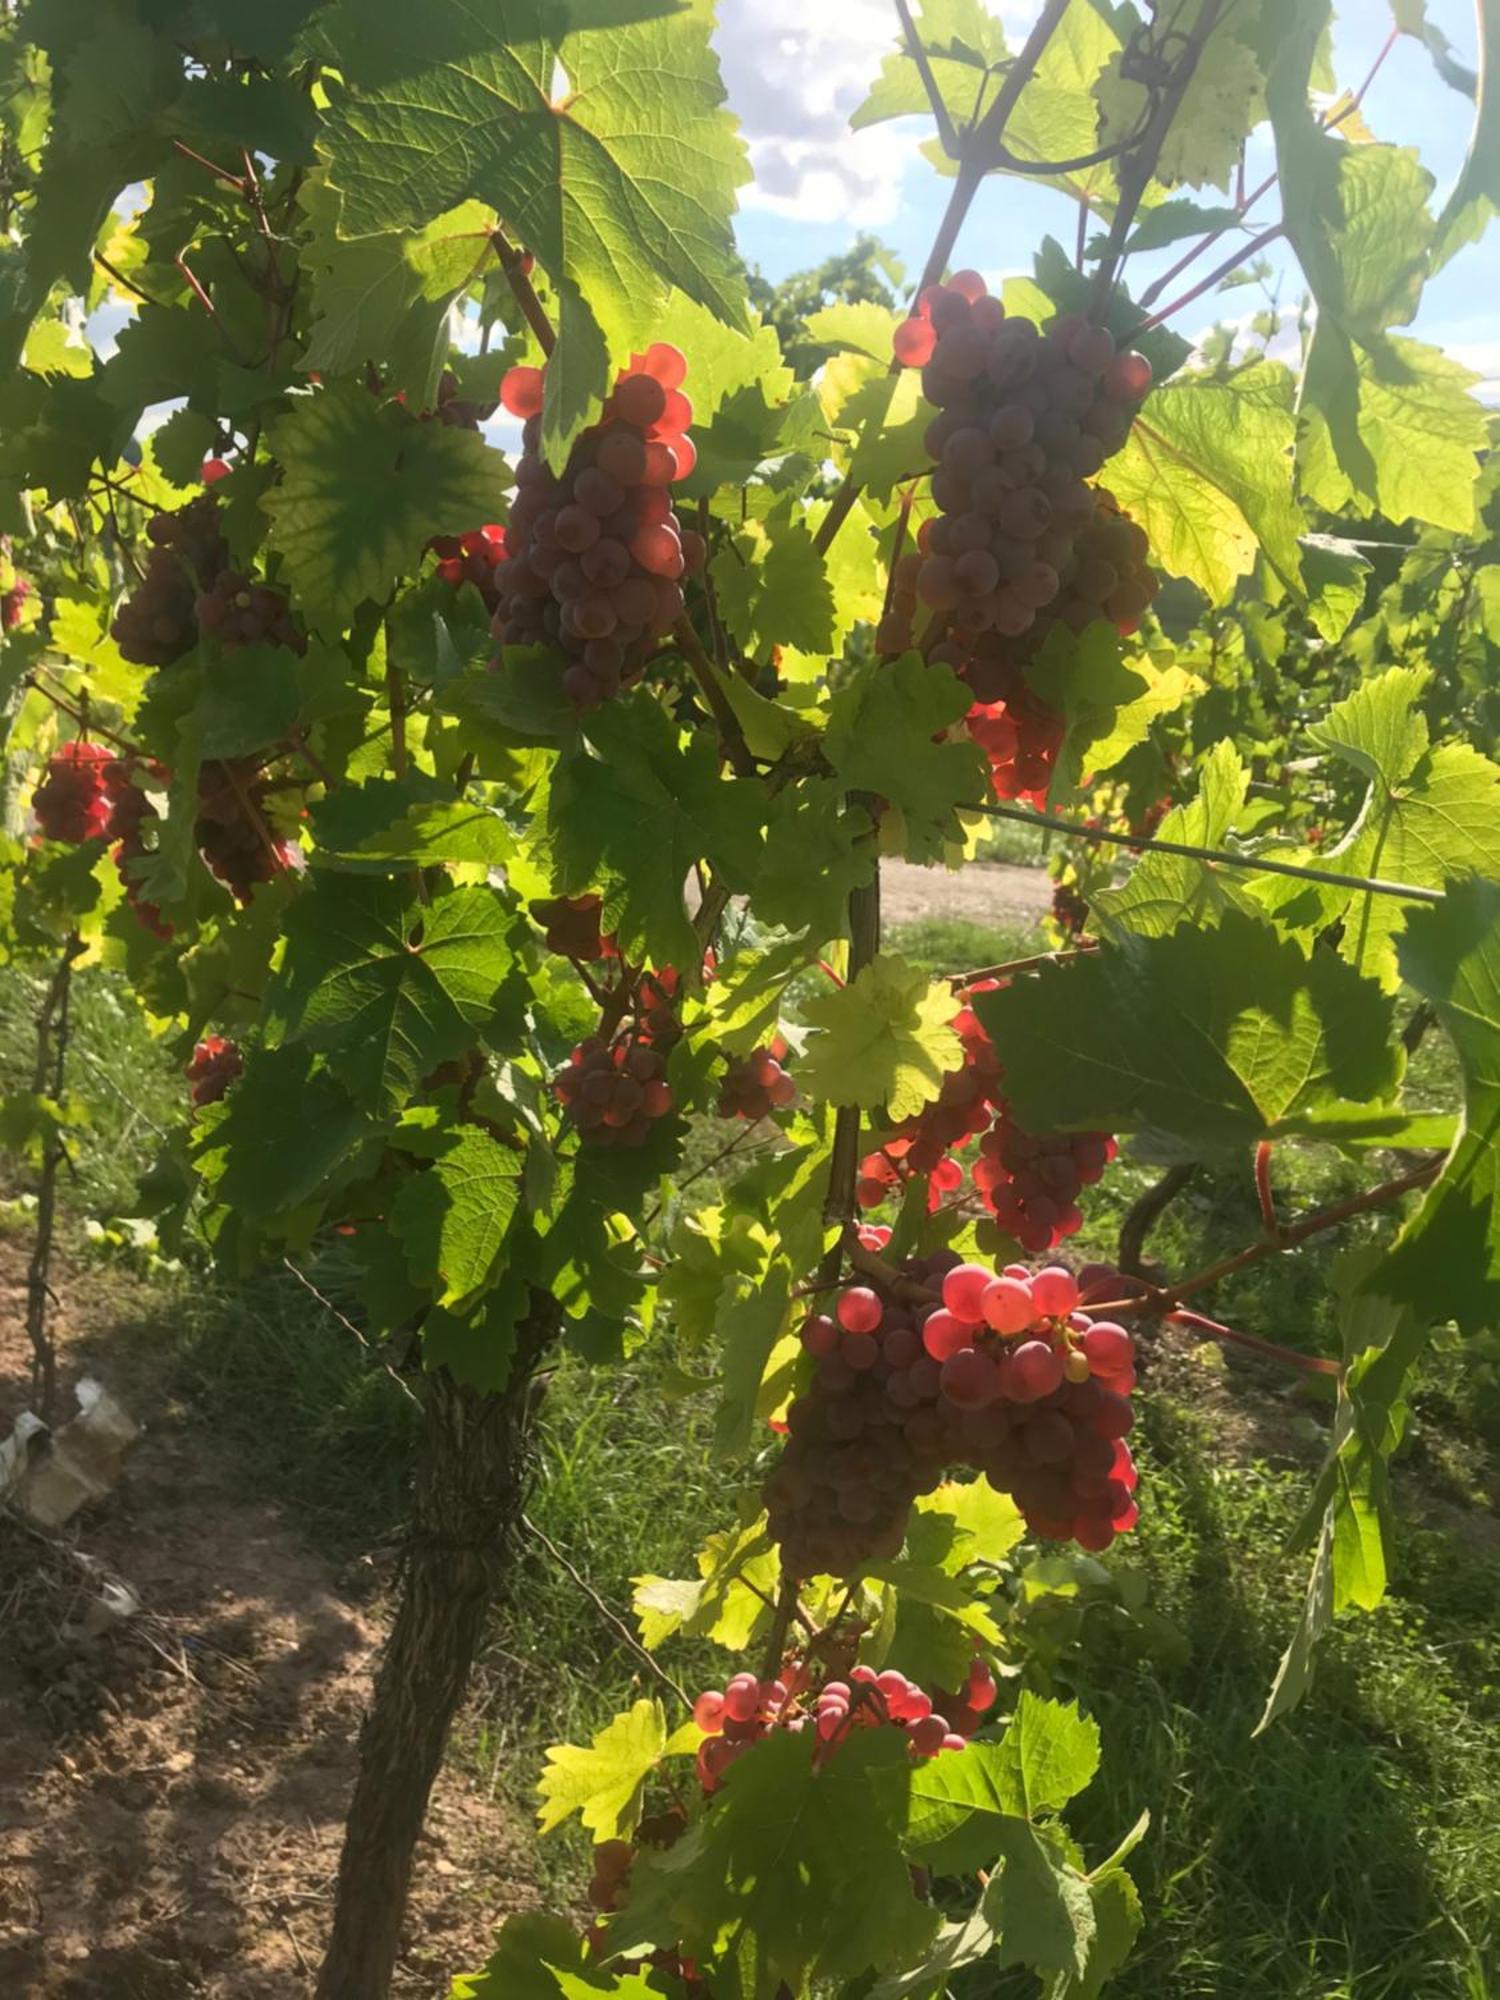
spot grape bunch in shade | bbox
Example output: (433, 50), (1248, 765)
(973, 1114), (1116, 1254)
(2, 573), (32, 631)
(186, 1035), (242, 1107)
(690, 1653), (996, 1794)
(110, 495), (229, 667)
(430, 525), (507, 613)
(489, 345), (706, 707)
(32, 741), (115, 844)
(529, 892), (616, 961)
(103, 761), (174, 940)
(553, 1034), (674, 1148)
(764, 1250), (1139, 1575)
(717, 1042), (796, 1120)
(195, 758), (298, 902)
(195, 570), (306, 653)
(1051, 878), (1090, 940)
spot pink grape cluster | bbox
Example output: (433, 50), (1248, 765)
(2, 572), (32, 631)
(431, 525), (507, 612)
(552, 1035), (674, 1148)
(490, 346), (706, 707)
(195, 757), (298, 903)
(974, 1114), (1117, 1254)
(857, 995), (1114, 1252)
(764, 1251), (1138, 1575)
(194, 569), (307, 653)
(32, 741), (115, 843)
(691, 1653), (996, 1793)
(110, 494), (229, 667)
(717, 1043), (796, 1120)
(186, 1035), (242, 1107)
(530, 892), (615, 961)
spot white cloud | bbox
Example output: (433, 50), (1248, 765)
(1448, 339), (1500, 405)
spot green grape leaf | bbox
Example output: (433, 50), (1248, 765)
(449, 1911), (614, 2000)
(319, 0), (749, 459)
(1104, 360), (1305, 602)
(851, 0), (1008, 139)
(980, 1821), (1096, 1979)
(1030, 622), (1203, 800)
(611, 1728), (938, 1987)
(1124, 200), (1244, 252)
(549, 693), (765, 972)
(149, 406), (219, 487)
(310, 779), (514, 870)
(1099, 24), (1264, 191)
(827, 364), (931, 504)
(536, 1697), (669, 1842)
(390, 1127), (522, 1310)
(753, 781), (877, 944)
(261, 385), (510, 633)
(99, 305), (222, 424)
(989, 1688), (1101, 1819)
(1308, 666), (1500, 989)
(710, 502), (836, 657)
(191, 1045), (369, 1220)
(1039, 1865), (1144, 1999)
(1094, 741), (1259, 938)
(1299, 330), (1489, 534)
(972, 910), (1401, 1153)
(633, 1517), (778, 1652)
(299, 179), (495, 408)
(999, 1), (1123, 206)
(906, 1707), (1097, 1876)
(1258, 1251), (1426, 1730)
(1373, 881), (1500, 1333)
(268, 876), (514, 1111)
(802, 954), (962, 1122)
(1301, 532), (1372, 643)
(824, 655), (985, 864)
(715, 1265), (793, 1458)
(1432, 0), (1500, 266)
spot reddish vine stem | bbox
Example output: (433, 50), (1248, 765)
(947, 944), (1095, 986)
(1167, 1308), (1342, 1378)
(1132, 222), (1286, 335)
(1253, 1141), (1280, 1244)
(25, 675), (141, 757)
(491, 227), (556, 356)
(895, 0), (960, 158)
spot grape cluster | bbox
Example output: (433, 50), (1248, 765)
(973, 1115), (1116, 1254)
(195, 570), (306, 653)
(764, 1252), (1139, 1574)
(553, 1035), (674, 1147)
(431, 525), (507, 613)
(110, 496), (229, 667)
(103, 762), (173, 940)
(32, 741), (115, 843)
(691, 1653), (994, 1794)
(2, 573), (32, 632)
(717, 1044), (796, 1120)
(1051, 879), (1090, 940)
(858, 999), (998, 1211)
(489, 346), (706, 706)
(186, 1035), (242, 1107)
(195, 758), (297, 902)
(530, 892), (615, 961)
(964, 684), (1063, 807)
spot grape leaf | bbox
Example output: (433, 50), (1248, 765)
(905, 1694), (1097, 1875)
(1125, 200), (1244, 252)
(715, 1265), (793, 1457)
(824, 656), (985, 865)
(1258, 1251), (1426, 1731)
(827, 364), (931, 504)
(268, 876), (515, 1110)
(802, 954), (962, 1123)
(319, 0), (749, 458)
(633, 1517), (778, 1652)
(1308, 666), (1500, 989)
(549, 692), (765, 973)
(984, 1820), (1097, 1980)
(390, 1126), (522, 1309)
(998, 0), (1122, 206)
(1373, 880), (1500, 1333)
(1093, 741), (1260, 939)
(1098, 22), (1265, 190)
(1104, 360), (1304, 601)
(710, 502), (836, 657)
(1028, 622), (1203, 800)
(753, 780), (877, 943)
(611, 1728), (938, 1988)
(1039, 1865), (1144, 2000)
(449, 1911), (623, 2000)
(990, 1689), (1101, 1820)
(536, 1697), (669, 1842)
(1432, 0), (1500, 266)
(310, 779), (514, 870)
(851, 0), (1007, 139)
(261, 385), (510, 633)
(299, 179), (495, 409)
(191, 1045), (369, 1220)
(972, 910), (1401, 1153)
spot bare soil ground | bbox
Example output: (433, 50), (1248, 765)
(0, 1247), (533, 1998)
(881, 857), (1050, 930)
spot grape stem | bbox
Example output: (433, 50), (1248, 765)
(1131, 222), (1286, 335)
(490, 226), (556, 356)
(1166, 1308), (1342, 1378)
(25, 674), (141, 757)
(946, 944), (1096, 986)
(672, 616), (757, 777)
(965, 797), (1446, 904)
(759, 1573), (804, 1680)
(895, 0), (961, 159)
(1253, 1141), (1281, 1244)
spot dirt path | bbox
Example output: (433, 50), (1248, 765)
(0, 1249), (532, 1997)
(882, 858), (1050, 931)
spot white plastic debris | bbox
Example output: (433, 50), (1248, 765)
(0, 1376), (139, 1528)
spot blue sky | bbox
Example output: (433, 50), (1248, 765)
(718, 0), (1497, 393)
